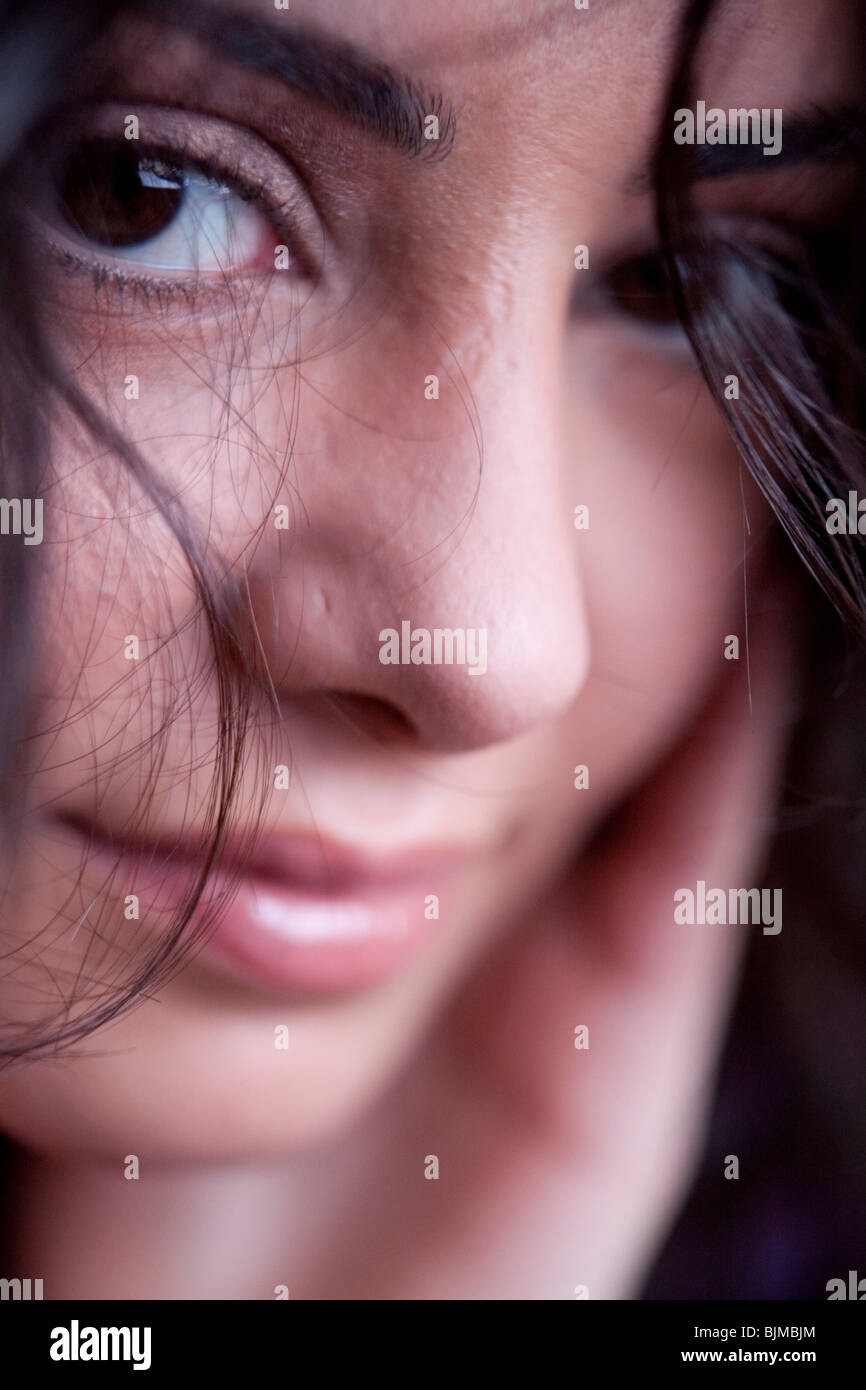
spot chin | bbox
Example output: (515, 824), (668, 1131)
(0, 990), (418, 1163)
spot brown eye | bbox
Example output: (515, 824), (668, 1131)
(46, 138), (270, 274)
(57, 141), (185, 249)
(602, 251), (681, 326)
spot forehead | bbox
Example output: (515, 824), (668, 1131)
(244, 0), (630, 61)
(205, 0), (858, 109)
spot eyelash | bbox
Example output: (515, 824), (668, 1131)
(39, 136), (310, 307)
(50, 245), (208, 308)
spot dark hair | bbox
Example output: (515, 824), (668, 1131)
(0, 0), (864, 1297)
(0, 0), (264, 1060)
(649, 0), (866, 1296)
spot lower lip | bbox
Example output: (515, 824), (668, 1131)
(65, 828), (458, 996)
(200, 872), (447, 994)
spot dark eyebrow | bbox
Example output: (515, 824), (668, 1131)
(156, 1), (456, 160)
(645, 104), (866, 189)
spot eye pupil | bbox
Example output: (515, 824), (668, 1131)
(58, 142), (185, 249)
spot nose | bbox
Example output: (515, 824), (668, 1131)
(243, 306), (590, 753)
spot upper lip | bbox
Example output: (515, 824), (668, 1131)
(214, 828), (470, 891)
(60, 815), (473, 893)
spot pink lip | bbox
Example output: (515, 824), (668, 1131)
(59, 818), (470, 996)
(211, 828), (467, 893)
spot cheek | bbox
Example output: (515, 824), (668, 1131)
(573, 327), (760, 670)
(559, 335), (769, 800)
(49, 291), (307, 566)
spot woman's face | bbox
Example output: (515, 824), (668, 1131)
(0, 0), (856, 1158)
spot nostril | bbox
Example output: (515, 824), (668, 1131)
(324, 692), (416, 746)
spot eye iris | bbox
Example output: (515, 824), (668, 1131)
(58, 143), (185, 249)
(607, 252), (680, 325)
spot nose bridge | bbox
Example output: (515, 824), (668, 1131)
(248, 261), (590, 751)
(401, 312), (589, 744)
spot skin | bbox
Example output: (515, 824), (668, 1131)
(0, 0), (855, 1297)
